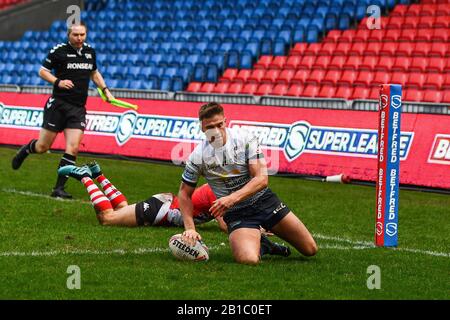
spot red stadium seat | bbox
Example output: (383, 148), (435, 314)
(429, 42), (448, 57)
(302, 84), (320, 97)
(268, 56), (287, 69)
(234, 69), (252, 83)
(291, 69), (309, 84)
(334, 42), (351, 56)
(284, 56), (302, 69)
(422, 4), (438, 16)
(335, 85), (353, 100)
(398, 29), (416, 42)
(317, 85), (337, 98)
(405, 4), (421, 16)
(338, 70), (358, 86)
(390, 72), (409, 87)
(372, 71), (391, 86)
(305, 69), (326, 85)
(272, 84), (289, 96)
(322, 70), (341, 85)
(360, 56), (378, 71)
(409, 57), (428, 72)
(413, 41), (431, 56)
(220, 68), (238, 82)
(366, 42), (382, 56)
(397, 42), (414, 56)
(199, 82), (215, 93)
(368, 29), (384, 42)
(403, 16), (419, 29)
(339, 29), (356, 42)
(319, 42), (337, 56)
(387, 16), (404, 29)
(423, 73), (445, 90)
(226, 82), (244, 94)
(432, 28), (448, 42)
(417, 16), (435, 28)
(416, 29), (433, 42)
(368, 87), (380, 100)
(290, 43), (308, 56)
(261, 69), (280, 83)
(349, 42), (366, 56)
(404, 89), (423, 102)
(241, 83), (258, 95)
(313, 56), (331, 69)
(384, 29), (401, 42)
(343, 56), (363, 70)
(254, 56), (273, 69)
(390, 4), (408, 17)
(428, 57), (446, 73)
(442, 91), (450, 103)
(328, 56), (346, 69)
(408, 72), (426, 89)
(354, 29), (370, 42)
(435, 15), (450, 28)
(443, 74), (450, 89)
(304, 43), (322, 56)
(354, 71), (374, 86)
(375, 57), (394, 71)
(247, 69), (265, 83)
(351, 87), (370, 100)
(380, 42), (397, 56)
(324, 30), (341, 43)
(286, 84), (304, 97)
(437, 4), (450, 16)
(255, 83), (273, 96)
(212, 82), (229, 93)
(276, 69), (295, 84)
(186, 82), (202, 92)
(298, 56), (316, 69)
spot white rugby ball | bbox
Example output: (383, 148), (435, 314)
(169, 234), (209, 261)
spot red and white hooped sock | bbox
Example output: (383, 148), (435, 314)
(96, 175), (127, 209)
(81, 177), (112, 212)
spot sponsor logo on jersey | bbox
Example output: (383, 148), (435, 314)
(428, 134), (450, 165)
(229, 120), (414, 162)
(67, 63), (94, 70)
(67, 54), (77, 57)
(85, 53), (92, 59)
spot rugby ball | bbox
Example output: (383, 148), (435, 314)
(169, 233), (209, 261)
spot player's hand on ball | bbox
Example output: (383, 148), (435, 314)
(209, 195), (237, 217)
(58, 80), (74, 90)
(182, 229), (201, 247)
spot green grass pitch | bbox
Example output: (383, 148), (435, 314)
(0, 146), (448, 299)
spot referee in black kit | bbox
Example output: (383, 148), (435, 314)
(12, 22), (114, 198)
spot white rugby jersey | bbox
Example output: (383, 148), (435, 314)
(182, 127), (267, 212)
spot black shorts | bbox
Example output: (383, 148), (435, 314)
(135, 196), (165, 226)
(223, 188), (291, 234)
(42, 96), (86, 132)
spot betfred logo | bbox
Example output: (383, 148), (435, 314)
(428, 134), (450, 165)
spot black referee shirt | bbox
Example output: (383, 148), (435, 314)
(42, 42), (97, 107)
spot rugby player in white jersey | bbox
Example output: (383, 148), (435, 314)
(179, 102), (318, 265)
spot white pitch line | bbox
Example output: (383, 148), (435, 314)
(1, 188), (91, 204)
(0, 189), (448, 259)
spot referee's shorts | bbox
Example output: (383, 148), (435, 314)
(42, 96), (86, 132)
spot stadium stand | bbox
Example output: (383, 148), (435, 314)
(0, 0), (28, 10)
(0, 0), (448, 104)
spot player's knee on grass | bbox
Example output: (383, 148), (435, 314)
(96, 211), (115, 226)
(233, 252), (260, 265)
(301, 240), (318, 257)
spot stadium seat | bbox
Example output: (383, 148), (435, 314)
(317, 85), (337, 98)
(404, 89), (423, 102)
(241, 82), (258, 95)
(329, 56), (346, 69)
(423, 73), (445, 90)
(343, 56), (363, 70)
(322, 70), (341, 85)
(290, 43), (307, 56)
(298, 56), (316, 69)
(261, 69), (280, 83)
(276, 69), (295, 84)
(314, 56), (331, 70)
(199, 82), (215, 93)
(354, 71), (374, 87)
(351, 87), (370, 100)
(392, 57), (411, 72)
(407, 72), (426, 88)
(255, 83), (273, 95)
(226, 82), (244, 94)
(186, 82), (202, 92)
(335, 85), (353, 100)
(284, 56), (302, 69)
(339, 70), (358, 86)
(268, 56), (287, 69)
(272, 84), (289, 96)
(254, 55), (273, 69)
(428, 58), (446, 73)
(234, 69), (252, 83)
(286, 83), (303, 97)
(302, 84), (320, 97)
(220, 68), (238, 82)
(247, 69), (265, 83)
(212, 82), (229, 93)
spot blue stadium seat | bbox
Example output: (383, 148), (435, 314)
(205, 64), (218, 82)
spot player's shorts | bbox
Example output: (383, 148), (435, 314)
(135, 196), (166, 227)
(223, 188), (290, 234)
(42, 96), (86, 132)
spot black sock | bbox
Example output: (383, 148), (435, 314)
(27, 139), (37, 154)
(260, 237), (271, 256)
(54, 153), (76, 190)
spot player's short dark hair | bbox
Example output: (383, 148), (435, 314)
(199, 102), (224, 121)
(67, 21), (88, 35)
